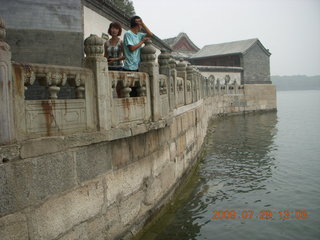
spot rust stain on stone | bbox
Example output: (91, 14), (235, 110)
(41, 100), (53, 136)
(121, 98), (130, 110)
(64, 99), (68, 114)
(12, 63), (23, 98)
(121, 98), (131, 121)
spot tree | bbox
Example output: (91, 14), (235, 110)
(109, 0), (136, 16)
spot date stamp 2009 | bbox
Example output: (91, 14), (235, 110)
(211, 210), (309, 220)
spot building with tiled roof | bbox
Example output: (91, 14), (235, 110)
(163, 32), (200, 59)
(190, 38), (271, 84)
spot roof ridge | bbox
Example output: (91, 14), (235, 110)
(202, 38), (258, 48)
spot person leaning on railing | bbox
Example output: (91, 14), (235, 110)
(123, 16), (153, 72)
(104, 21), (125, 71)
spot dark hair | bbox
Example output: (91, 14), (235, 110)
(108, 22), (122, 36)
(130, 16), (141, 28)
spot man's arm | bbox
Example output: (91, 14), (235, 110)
(139, 19), (153, 38)
(128, 18), (153, 52)
(128, 37), (150, 52)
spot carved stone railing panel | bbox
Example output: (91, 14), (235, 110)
(11, 62), (96, 140)
(168, 58), (177, 110)
(109, 71), (147, 98)
(159, 74), (168, 95)
(12, 63), (92, 100)
(109, 71), (152, 127)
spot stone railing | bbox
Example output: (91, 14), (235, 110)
(108, 71), (151, 127)
(0, 17), (245, 144)
(11, 63), (96, 140)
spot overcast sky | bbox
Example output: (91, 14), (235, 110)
(133, 0), (320, 76)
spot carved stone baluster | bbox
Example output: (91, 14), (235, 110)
(46, 72), (67, 99)
(176, 59), (187, 104)
(186, 64), (194, 101)
(216, 79), (221, 96)
(23, 65), (36, 91)
(121, 74), (132, 98)
(136, 83), (146, 97)
(75, 73), (86, 99)
(158, 49), (170, 75)
(121, 85), (132, 98)
(169, 58), (177, 109)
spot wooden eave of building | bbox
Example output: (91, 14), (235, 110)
(190, 52), (242, 61)
(83, 0), (172, 52)
(196, 65), (243, 72)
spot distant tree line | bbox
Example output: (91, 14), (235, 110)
(106, 0), (136, 16)
(271, 75), (320, 91)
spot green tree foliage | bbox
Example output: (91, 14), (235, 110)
(109, 0), (136, 16)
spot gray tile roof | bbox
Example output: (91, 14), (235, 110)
(191, 38), (270, 59)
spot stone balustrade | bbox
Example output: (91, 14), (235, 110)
(11, 63), (96, 140)
(108, 71), (152, 127)
(0, 18), (245, 144)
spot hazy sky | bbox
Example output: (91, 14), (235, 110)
(133, 0), (320, 76)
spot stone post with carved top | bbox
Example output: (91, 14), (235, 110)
(169, 58), (177, 109)
(158, 49), (173, 111)
(0, 17), (15, 144)
(140, 40), (161, 121)
(84, 34), (111, 131)
(176, 59), (187, 105)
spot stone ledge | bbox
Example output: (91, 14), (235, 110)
(0, 117), (175, 160)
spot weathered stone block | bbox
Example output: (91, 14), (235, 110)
(152, 146), (170, 177)
(20, 137), (65, 159)
(143, 175), (162, 206)
(76, 142), (112, 183)
(28, 180), (104, 240)
(57, 224), (89, 240)
(169, 141), (177, 161)
(158, 126), (171, 146)
(181, 114), (189, 132)
(0, 152), (76, 216)
(0, 144), (20, 163)
(0, 212), (29, 240)
(0, 164), (16, 216)
(186, 127), (195, 147)
(145, 130), (159, 155)
(169, 118), (178, 138)
(86, 214), (108, 240)
(104, 206), (122, 240)
(129, 134), (146, 161)
(105, 158), (151, 206)
(176, 134), (186, 154)
(118, 190), (144, 226)
(159, 162), (176, 191)
(111, 138), (131, 168)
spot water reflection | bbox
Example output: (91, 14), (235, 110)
(139, 91), (320, 240)
(140, 111), (279, 240)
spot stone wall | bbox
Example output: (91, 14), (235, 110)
(0, 0), (83, 66)
(1, 93), (268, 240)
(0, 21), (277, 240)
(243, 42), (271, 84)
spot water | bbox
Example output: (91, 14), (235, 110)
(138, 90), (320, 240)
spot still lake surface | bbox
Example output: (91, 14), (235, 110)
(138, 90), (320, 240)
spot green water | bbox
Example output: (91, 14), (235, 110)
(138, 90), (320, 240)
